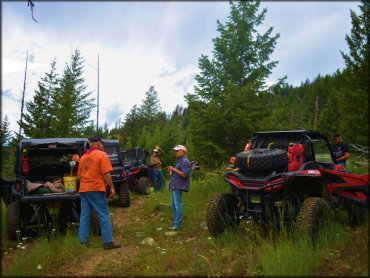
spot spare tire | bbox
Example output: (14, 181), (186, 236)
(236, 148), (288, 172)
(6, 201), (22, 241)
(118, 182), (130, 207)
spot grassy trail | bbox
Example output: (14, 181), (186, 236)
(62, 197), (144, 276)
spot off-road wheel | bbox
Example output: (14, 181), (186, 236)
(347, 204), (366, 227)
(118, 182), (130, 207)
(91, 210), (101, 235)
(206, 193), (240, 237)
(236, 148), (288, 173)
(6, 201), (22, 240)
(297, 197), (328, 239)
(137, 177), (150, 195)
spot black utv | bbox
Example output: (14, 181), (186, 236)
(102, 140), (130, 207)
(1, 138), (102, 240)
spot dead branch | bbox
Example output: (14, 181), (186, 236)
(349, 143), (370, 158)
(27, 0), (38, 22)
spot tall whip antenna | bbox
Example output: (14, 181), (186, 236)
(18, 50), (29, 139)
(96, 54), (100, 134)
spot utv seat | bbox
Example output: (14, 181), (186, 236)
(303, 152), (314, 162)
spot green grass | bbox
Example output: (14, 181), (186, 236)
(346, 160), (369, 175)
(1, 172), (368, 276)
(112, 173), (368, 277)
(258, 220), (345, 276)
(2, 227), (97, 276)
(1, 200), (14, 253)
(260, 236), (319, 276)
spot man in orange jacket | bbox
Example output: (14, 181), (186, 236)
(78, 136), (121, 249)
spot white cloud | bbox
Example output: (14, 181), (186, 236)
(1, 1), (360, 135)
(3, 59), (48, 75)
(2, 27), (197, 133)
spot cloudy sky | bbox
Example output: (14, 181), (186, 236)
(2, 1), (360, 135)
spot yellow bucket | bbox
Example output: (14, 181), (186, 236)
(63, 176), (78, 192)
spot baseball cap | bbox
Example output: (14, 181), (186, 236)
(332, 133), (341, 139)
(153, 149), (159, 153)
(91, 135), (103, 143)
(172, 145), (186, 152)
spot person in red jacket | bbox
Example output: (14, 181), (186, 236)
(77, 136), (121, 249)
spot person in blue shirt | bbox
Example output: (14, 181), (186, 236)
(332, 133), (350, 168)
(166, 145), (190, 231)
(190, 159), (201, 181)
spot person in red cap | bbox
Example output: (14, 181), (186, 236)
(78, 135), (121, 249)
(332, 133), (350, 168)
(166, 145), (190, 231)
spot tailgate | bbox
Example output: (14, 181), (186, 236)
(20, 192), (80, 203)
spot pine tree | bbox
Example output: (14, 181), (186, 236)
(21, 58), (58, 138)
(121, 105), (142, 147)
(186, 0), (282, 166)
(139, 86), (162, 122)
(1, 115), (12, 146)
(137, 126), (150, 150)
(159, 120), (183, 167)
(121, 86), (166, 147)
(1, 115), (16, 178)
(339, 1), (369, 146)
(52, 49), (95, 137)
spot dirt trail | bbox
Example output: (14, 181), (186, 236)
(63, 197), (143, 277)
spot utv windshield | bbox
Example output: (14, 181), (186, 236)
(104, 145), (121, 166)
(136, 149), (147, 162)
(124, 150), (137, 162)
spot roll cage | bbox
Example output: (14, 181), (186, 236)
(250, 130), (337, 164)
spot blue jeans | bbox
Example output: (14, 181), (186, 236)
(338, 161), (346, 168)
(152, 170), (165, 192)
(79, 191), (113, 244)
(171, 189), (183, 228)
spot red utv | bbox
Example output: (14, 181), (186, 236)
(122, 147), (152, 194)
(206, 130), (369, 238)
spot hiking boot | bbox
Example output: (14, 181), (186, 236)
(103, 242), (121, 250)
(167, 226), (179, 231)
